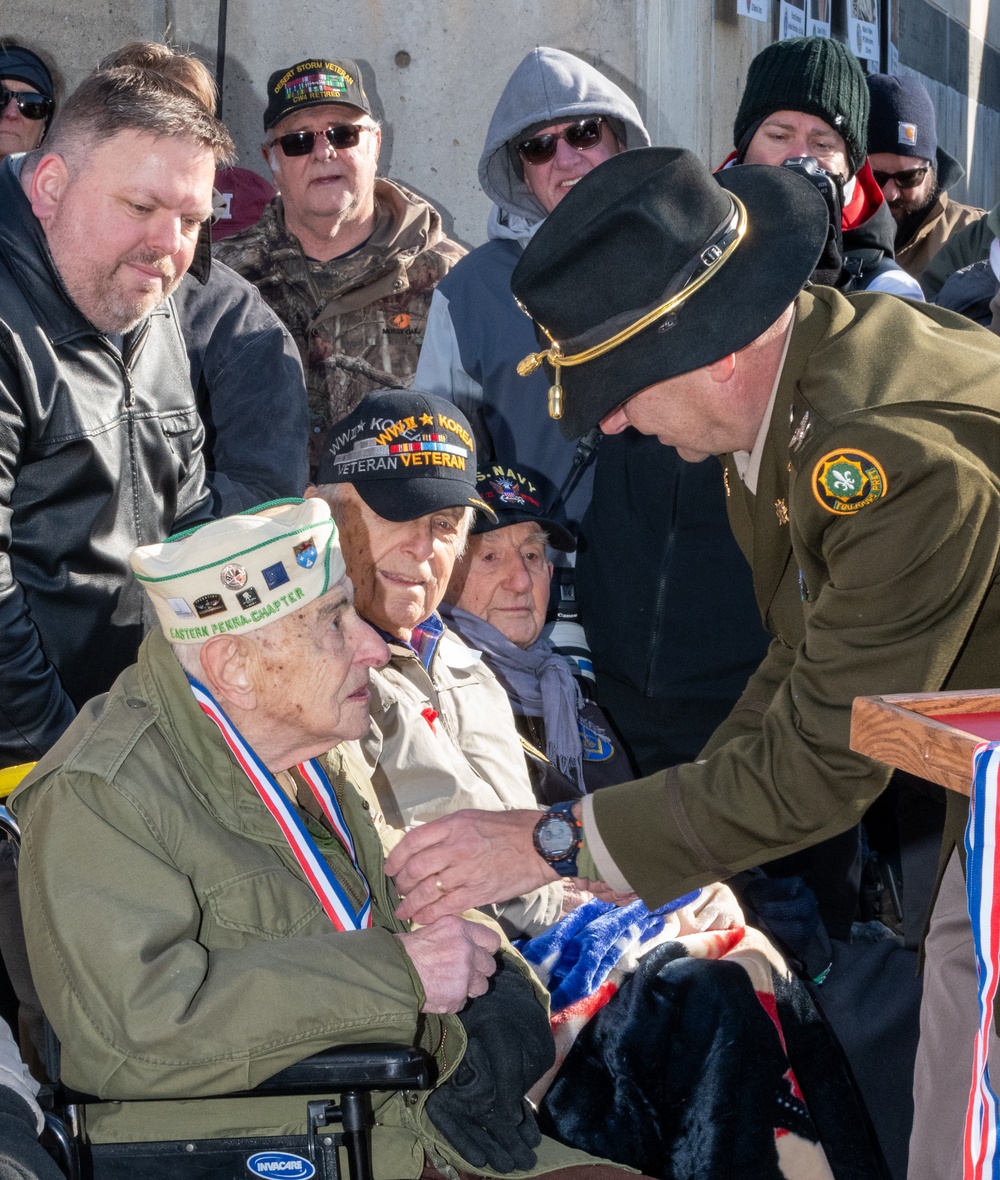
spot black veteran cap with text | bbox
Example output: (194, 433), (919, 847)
(263, 57), (371, 131)
(317, 389), (497, 523)
(511, 146), (828, 439)
(473, 459), (575, 552)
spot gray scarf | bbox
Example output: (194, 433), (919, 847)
(441, 604), (585, 793)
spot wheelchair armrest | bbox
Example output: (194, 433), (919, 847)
(54, 1044), (434, 1106)
(252, 1044), (433, 1095)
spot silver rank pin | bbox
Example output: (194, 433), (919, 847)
(789, 408), (811, 452)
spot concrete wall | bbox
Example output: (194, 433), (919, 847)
(5, 1), (998, 240)
(4, 1), (640, 248)
(640, 0), (774, 170)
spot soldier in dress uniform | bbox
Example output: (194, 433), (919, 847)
(384, 147), (1000, 1180)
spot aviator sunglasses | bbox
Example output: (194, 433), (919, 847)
(517, 116), (606, 166)
(0, 86), (53, 120)
(872, 164), (931, 190)
(275, 123), (373, 157)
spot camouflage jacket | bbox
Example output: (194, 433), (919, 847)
(215, 179), (465, 472)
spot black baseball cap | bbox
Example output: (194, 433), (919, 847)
(263, 57), (371, 131)
(318, 389), (497, 523)
(473, 460), (575, 552)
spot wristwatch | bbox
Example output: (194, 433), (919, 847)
(532, 800), (582, 877)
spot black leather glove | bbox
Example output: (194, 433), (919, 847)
(426, 958), (555, 1173)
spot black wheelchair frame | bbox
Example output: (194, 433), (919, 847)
(0, 808), (433, 1180)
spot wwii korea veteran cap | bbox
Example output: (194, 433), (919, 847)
(130, 498), (345, 644)
(263, 57), (371, 131)
(317, 389), (497, 523)
(511, 146), (828, 439)
(473, 459), (575, 552)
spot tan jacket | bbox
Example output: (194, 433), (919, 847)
(897, 190), (985, 285)
(361, 625), (564, 938)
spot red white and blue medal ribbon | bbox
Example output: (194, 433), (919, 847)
(188, 676), (372, 932)
(964, 740), (1000, 1179)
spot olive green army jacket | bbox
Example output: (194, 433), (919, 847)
(584, 287), (1000, 905)
(10, 630), (602, 1177)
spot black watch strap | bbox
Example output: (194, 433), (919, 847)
(532, 800), (583, 878)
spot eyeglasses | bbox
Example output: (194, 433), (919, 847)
(0, 86), (53, 121)
(274, 124), (373, 157)
(516, 117), (606, 166)
(872, 164), (931, 190)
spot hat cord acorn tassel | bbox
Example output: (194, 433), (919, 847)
(548, 364), (564, 420)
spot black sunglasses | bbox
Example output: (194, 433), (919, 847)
(872, 164), (931, 190)
(517, 117), (605, 166)
(0, 86), (53, 121)
(274, 124), (372, 157)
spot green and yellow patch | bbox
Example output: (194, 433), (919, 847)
(811, 450), (887, 515)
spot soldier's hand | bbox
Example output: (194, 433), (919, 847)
(396, 915), (501, 1013)
(385, 809), (558, 926)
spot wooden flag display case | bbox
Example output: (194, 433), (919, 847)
(850, 690), (1000, 797)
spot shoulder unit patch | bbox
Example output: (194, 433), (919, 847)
(811, 450), (887, 515)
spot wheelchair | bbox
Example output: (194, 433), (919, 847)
(0, 802), (433, 1180)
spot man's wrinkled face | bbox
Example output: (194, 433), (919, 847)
(868, 151), (936, 222)
(743, 109), (851, 180)
(0, 79), (47, 157)
(250, 578), (388, 746)
(267, 104), (380, 224)
(446, 522), (552, 649)
(334, 485), (468, 639)
(34, 129), (215, 333)
(520, 117), (622, 214)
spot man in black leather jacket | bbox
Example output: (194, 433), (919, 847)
(0, 65), (233, 764)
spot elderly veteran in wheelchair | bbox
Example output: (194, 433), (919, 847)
(9, 499), (637, 1180)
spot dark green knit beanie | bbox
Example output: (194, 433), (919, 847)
(734, 37), (870, 173)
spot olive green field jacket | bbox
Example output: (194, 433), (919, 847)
(10, 630), (601, 1178)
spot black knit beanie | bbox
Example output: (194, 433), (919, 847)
(734, 37), (870, 173)
(866, 74), (937, 162)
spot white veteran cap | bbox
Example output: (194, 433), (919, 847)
(130, 498), (345, 644)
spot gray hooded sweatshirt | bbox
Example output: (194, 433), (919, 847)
(414, 48), (649, 531)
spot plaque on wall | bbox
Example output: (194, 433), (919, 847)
(780, 0), (806, 39)
(739, 0), (770, 22)
(807, 0), (831, 37)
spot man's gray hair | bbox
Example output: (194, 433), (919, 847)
(42, 66), (234, 172)
(170, 639), (206, 679)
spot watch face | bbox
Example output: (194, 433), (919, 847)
(537, 815), (575, 860)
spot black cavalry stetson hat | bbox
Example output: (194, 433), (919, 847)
(510, 147), (829, 440)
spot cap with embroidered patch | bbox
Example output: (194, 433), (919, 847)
(866, 73), (937, 162)
(130, 498), (345, 644)
(263, 57), (371, 131)
(472, 460), (575, 551)
(317, 389), (497, 523)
